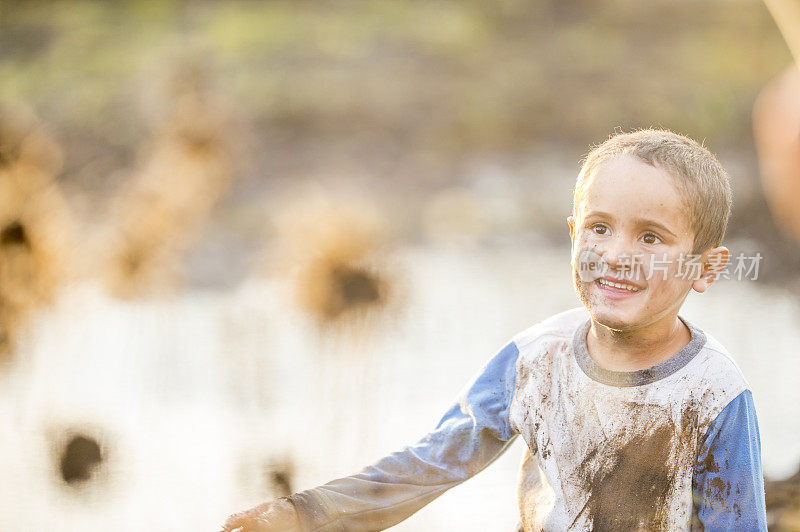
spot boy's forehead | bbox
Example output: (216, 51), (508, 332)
(577, 155), (691, 225)
(584, 155), (678, 197)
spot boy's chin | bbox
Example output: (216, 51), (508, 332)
(576, 289), (639, 331)
(586, 308), (641, 332)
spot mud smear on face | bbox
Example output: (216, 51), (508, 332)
(571, 239), (597, 307)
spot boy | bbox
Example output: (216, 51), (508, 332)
(223, 129), (767, 531)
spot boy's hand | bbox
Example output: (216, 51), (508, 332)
(221, 497), (302, 532)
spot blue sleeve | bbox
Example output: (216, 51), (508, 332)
(290, 340), (521, 532)
(692, 389), (767, 531)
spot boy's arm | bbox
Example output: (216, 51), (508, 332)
(692, 389), (768, 531)
(288, 340), (521, 531)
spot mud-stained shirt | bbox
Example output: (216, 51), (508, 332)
(289, 307), (768, 531)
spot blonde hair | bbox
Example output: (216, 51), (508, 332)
(573, 129), (732, 254)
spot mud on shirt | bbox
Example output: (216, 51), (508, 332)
(289, 307), (767, 531)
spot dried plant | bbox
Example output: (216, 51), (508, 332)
(0, 104), (71, 357)
(270, 192), (400, 332)
(102, 62), (235, 298)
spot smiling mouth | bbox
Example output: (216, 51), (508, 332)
(595, 278), (642, 292)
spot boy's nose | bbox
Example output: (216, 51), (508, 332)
(601, 237), (636, 269)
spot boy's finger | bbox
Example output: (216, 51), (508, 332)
(221, 513), (249, 531)
(222, 501), (276, 531)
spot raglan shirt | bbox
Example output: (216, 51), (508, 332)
(289, 307), (767, 531)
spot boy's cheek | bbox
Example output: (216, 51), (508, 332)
(645, 251), (698, 281)
(574, 249), (618, 285)
(571, 232), (595, 257)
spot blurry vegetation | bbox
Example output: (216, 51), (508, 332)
(767, 471), (800, 531)
(58, 433), (104, 486)
(0, 0), (795, 279)
(270, 192), (399, 331)
(265, 458), (295, 498)
(47, 423), (111, 494)
(100, 59), (236, 298)
(0, 0), (790, 179)
(0, 104), (72, 357)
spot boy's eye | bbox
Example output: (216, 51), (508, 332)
(641, 233), (661, 245)
(591, 224), (608, 235)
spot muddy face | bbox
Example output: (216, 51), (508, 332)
(568, 154), (698, 333)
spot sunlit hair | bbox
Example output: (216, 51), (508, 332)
(573, 129), (732, 254)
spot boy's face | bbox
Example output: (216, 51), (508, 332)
(568, 154), (721, 332)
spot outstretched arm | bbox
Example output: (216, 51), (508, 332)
(692, 389), (767, 531)
(223, 340), (521, 532)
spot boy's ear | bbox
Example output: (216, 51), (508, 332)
(692, 246), (730, 293)
(567, 216), (576, 245)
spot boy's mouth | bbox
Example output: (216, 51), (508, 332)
(595, 277), (643, 296)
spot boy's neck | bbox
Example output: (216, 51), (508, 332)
(586, 314), (692, 373)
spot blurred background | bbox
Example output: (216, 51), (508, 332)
(2, 0), (800, 530)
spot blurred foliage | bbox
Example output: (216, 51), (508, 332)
(0, 0), (791, 180)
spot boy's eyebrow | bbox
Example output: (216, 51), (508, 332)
(584, 211), (679, 237)
(633, 218), (678, 237)
(584, 210), (614, 220)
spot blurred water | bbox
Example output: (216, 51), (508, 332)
(0, 242), (797, 531)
